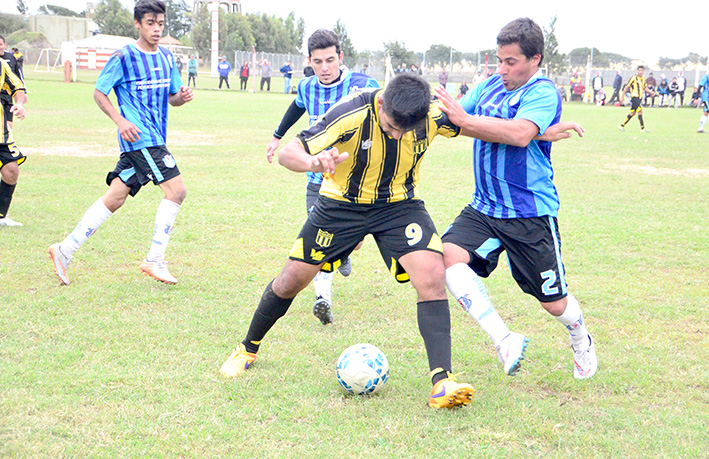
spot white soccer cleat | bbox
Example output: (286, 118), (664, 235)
(572, 334), (598, 380)
(48, 243), (72, 285)
(496, 332), (529, 376)
(140, 259), (178, 284)
(0, 216), (23, 226)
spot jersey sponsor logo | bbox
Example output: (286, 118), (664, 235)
(361, 139), (373, 150)
(162, 154), (176, 168)
(315, 228), (334, 248)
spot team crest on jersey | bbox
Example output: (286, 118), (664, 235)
(315, 228), (334, 248)
(412, 139), (428, 154)
(162, 154), (176, 168)
(348, 85), (360, 93)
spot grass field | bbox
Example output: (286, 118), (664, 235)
(1, 69), (707, 458)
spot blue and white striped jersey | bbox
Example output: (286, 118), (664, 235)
(96, 43), (182, 153)
(701, 74), (709, 102)
(460, 71), (562, 219)
(295, 67), (379, 185)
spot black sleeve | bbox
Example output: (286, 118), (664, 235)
(273, 99), (307, 139)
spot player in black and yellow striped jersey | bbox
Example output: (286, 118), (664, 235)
(221, 74), (479, 409)
(0, 55), (27, 227)
(618, 65), (655, 132)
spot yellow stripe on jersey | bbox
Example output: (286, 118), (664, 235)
(297, 88), (460, 204)
(627, 75), (646, 99)
(1, 58), (26, 145)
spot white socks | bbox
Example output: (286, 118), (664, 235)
(313, 270), (334, 302)
(61, 198), (113, 256)
(445, 263), (510, 346)
(146, 199), (181, 263)
(555, 294), (589, 348)
(699, 114), (708, 131)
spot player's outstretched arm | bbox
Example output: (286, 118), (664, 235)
(278, 139), (348, 174)
(94, 89), (141, 143)
(169, 86), (193, 107)
(537, 121), (585, 141)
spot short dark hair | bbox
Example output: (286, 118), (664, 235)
(381, 74), (431, 131)
(0, 35), (5, 45)
(497, 18), (545, 66)
(134, 0), (166, 22)
(638, 65), (645, 70)
(308, 29), (340, 56)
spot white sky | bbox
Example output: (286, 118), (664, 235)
(4, 0), (706, 65)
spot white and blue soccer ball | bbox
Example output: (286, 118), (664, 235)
(336, 343), (389, 395)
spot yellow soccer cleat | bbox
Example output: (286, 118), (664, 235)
(220, 343), (257, 378)
(428, 372), (475, 409)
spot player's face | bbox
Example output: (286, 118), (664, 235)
(0, 38), (6, 53)
(309, 46), (343, 85)
(637, 67), (645, 77)
(135, 13), (165, 49)
(496, 43), (540, 91)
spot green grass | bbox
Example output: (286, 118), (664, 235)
(1, 69), (707, 458)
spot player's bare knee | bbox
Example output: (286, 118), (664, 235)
(0, 163), (20, 184)
(541, 297), (567, 317)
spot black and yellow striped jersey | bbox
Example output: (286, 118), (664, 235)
(1, 58), (26, 145)
(626, 75), (647, 99)
(296, 88), (460, 204)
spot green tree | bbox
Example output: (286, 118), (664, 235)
(189, 4), (210, 56)
(333, 19), (356, 63)
(542, 15), (566, 75)
(165, 0), (190, 39)
(0, 13), (25, 34)
(16, 0), (29, 14)
(425, 44), (460, 67)
(39, 4), (82, 16)
(94, 0), (138, 38)
(384, 41), (416, 67)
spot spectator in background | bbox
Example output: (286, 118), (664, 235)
(259, 59), (272, 92)
(595, 88), (606, 106)
(240, 61), (250, 90)
(280, 60), (293, 94)
(176, 56), (183, 78)
(472, 70), (484, 88)
(458, 81), (469, 99)
(217, 56), (231, 90)
(645, 72), (656, 106)
(556, 83), (567, 102)
(411, 64), (422, 75)
(187, 55), (197, 88)
(359, 64), (369, 74)
(11, 47), (24, 82)
(669, 77), (681, 108)
(608, 70), (622, 105)
(569, 72), (580, 94)
(657, 75), (669, 107)
(676, 71), (687, 106)
(439, 67), (448, 88)
(571, 82), (585, 101)
(592, 71), (603, 102)
(303, 61), (314, 77)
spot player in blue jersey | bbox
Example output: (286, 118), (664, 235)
(265, 29), (380, 325)
(434, 18), (596, 380)
(696, 73), (709, 133)
(48, 0), (193, 286)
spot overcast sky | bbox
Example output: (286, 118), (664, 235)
(4, 0), (707, 65)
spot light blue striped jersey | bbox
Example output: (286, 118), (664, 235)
(701, 74), (709, 102)
(460, 71), (562, 219)
(295, 67), (379, 185)
(96, 43), (183, 153)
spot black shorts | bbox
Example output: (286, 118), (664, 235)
(0, 142), (26, 168)
(289, 197), (442, 282)
(106, 145), (180, 197)
(306, 182), (321, 214)
(442, 206), (568, 302)
(2, 101), (12, 123)
(630, 97), (642, 111)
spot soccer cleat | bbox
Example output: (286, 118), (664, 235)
(495, 332), (529, 376)
(0, 216), (23, 226)
(428, 372), (475, 409)
(640, 128), (649, 133)
(140, 259), (177, 284)
(220, 343), (257, 377)
(572, 334), (598, 380)
(617, 125), (625, 132)
(697, 129), (705, 134)
(338, 257), (353, 277)
(313, 296), (333, 325)
(48, 243), (72, 285)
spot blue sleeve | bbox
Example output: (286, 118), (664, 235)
(95, 52), (124, 95)
(169, 54), (182, 94)
(366, 77), (380, 88)
(295, 79), (306, 108)
(515, 83), (559, 135)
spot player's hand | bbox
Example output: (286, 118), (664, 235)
(434, 85), (469, 127)
(117, 118), (141, 142)
(179, 86), (194, 103)
(312, 147), (348, 174)
(538, 121), (585, 141)
(10, 104), (25, 120)
(266, 137), (280, 163)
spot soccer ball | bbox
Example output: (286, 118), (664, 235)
(336, 343), (389, 395)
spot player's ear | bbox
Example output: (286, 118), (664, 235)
(339, 51), (344, 63)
